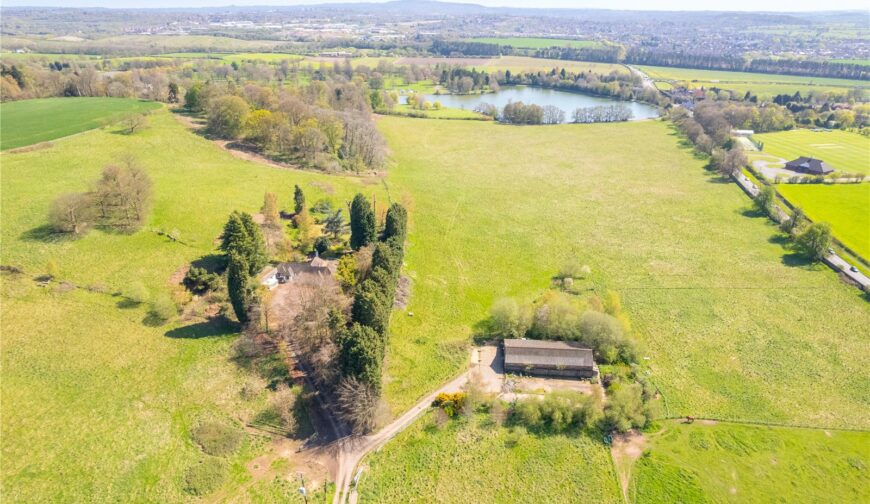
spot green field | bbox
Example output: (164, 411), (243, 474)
(754, 129), (870, 175)
(631, 421), (870, 503)
(776, 183), (870, 260)
(359, 412), (622, 503)
(465, 37), (599, 49)
(831, 58), (870, 66)
(0, 97), (161, 150)
(159, 52), (304, 63)
(638, 65), (868, 98)
(0, 107), (385, 502)
(391, 104), (490, 120)
(378, 116), (870, 428)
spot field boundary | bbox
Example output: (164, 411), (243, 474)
(655, 415), (870, 433)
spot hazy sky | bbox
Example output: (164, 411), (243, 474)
(3, 0), (869, 11)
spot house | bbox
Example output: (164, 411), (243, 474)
(275, 263), (296, 283)
(310, 251), (337, 275)
(784, 157), (834, 175)
(502, 339), (597, 379)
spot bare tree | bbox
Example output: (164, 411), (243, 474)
(49, 192), (94, 234)
(335, 376), (385, 435)
(123, 113), (148, 134)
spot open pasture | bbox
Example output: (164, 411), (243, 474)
(0, 107), (383, 502)
(776, 183), (870, 260)
(754, 129), (870, 175)
(0, 97), (161, 151)
(378, 116), (870, 428)
(631, 422), (870, 503)
(358, 412), (622, 503)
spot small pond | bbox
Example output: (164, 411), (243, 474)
(411, 86), (660, 122)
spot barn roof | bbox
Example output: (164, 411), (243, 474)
(785, 157), (834, 174)
(503, 339), (594, 369)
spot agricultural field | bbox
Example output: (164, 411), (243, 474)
(0, 105), (385, 502)
(776, 183), (870, 260)
(465, 37), (599, 49)
(0, 97), (161, 151)
(391, 104), (490, 120)
(753, 129), (870, 175)
(358, 412), (622, 503)
(630, 421), (870, 503)
(392, 55), (627, 75)
(638, 64), (868, 98)
(378, 116), (870, 428)
(159, 52), (304, 63)
(3, 34), (284, 55)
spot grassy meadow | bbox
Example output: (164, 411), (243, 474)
(776, 183), (870, 260)
(465, 37), (599, 49)
(358, 412), (622, 503)
(630, 421), (870, 503)
(0, 97), (161, 150)
(638, 65), (868, 98)
(754, 129), (870, 175)
(378, 116), (870, 428)
(0, 104), (386, 502)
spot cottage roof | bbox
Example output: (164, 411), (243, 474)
(503, 339), (594, 369)
(277, 263), (296, 275)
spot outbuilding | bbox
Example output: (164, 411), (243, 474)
(784, 157), (834, 175)
(502, 339), (597, 379)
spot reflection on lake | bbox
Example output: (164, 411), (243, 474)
(415, 86), (660, 122)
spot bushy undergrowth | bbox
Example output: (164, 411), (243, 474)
(191, 420), (243, 457)
(182, 457), (227, 496)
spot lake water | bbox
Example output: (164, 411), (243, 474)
(417, 86), (659, 122)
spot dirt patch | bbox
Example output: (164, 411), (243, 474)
(169, 265), (190, 286)
(394, 275), (411, 309)
(699, 419), (718, 425)
(8, 141), (54, 154)
(611, 430), (647, 502)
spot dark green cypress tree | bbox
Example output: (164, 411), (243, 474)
(337, 323), (384, 392)
(220, 211), (249, 254)
(239, 212), (268, 275)
(383, 203), (407, 242)
(293, 185), (305, 215)
(352, 279), (390, 335)
(349, 193), (375, 250)
(227, 250), (251, 324)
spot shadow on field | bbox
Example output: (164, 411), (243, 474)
(165, 317), (237, 339)
(191, 253), (226, 274)
(20, 224), (77, 243)
(781, 253), (814, 268)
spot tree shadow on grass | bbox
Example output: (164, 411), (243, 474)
(739, 207), (767, 219)
(165, 317), (238, 339)
(191, 253), (226, 274)
(781, 253), (814, 268)
(20, 224), (78, 244)
(116, 297), (143, 309)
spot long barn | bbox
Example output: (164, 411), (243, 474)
(502, 339), (597, 379)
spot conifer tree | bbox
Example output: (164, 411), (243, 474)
(349, 193), (375, 250)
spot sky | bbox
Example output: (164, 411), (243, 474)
(3, 0), (869, 11)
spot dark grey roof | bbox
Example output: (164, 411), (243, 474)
(785, 157), (834, 174)
(277, 263), (296, 275)
(503, 339), (594, 369)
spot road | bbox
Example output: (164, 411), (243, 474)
(332, 369), (474, 504)
(625, 65), (657, 91)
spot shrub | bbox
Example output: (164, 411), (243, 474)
(558, 261), (590, 279)
(602, 382), (652, 433)
(183, 266), (221, 294)
(124, 281), (150, 304)
(314, 236), (330, 255)
(182, 457), (227, 496)
(433, 392), (467, 417)
(489, 298), (530, 338)
(191, 421), (243, 456)
(150, 293), (177, 323)
(511, 390), (603, 433)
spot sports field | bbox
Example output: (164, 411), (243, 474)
(378, 116), (870, 428)
(776, 183), (870, 260)
(754, 129), (870, 175)
(0, 97), (161, 150)
(638, 65), (868, 99)
(631, 421), (870, 503)
(465, 37), (599, 49)
(0, 108), (384, 502)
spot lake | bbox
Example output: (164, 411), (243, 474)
(414, 86), (659, 122)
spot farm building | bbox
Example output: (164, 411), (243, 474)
(784, 157), (834, 175)
(502, 339), (597, 379)
(310, 251), (338, 275)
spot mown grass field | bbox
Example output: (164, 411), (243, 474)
(776, 183), (870, 260)
(631, 421), (870, 503)
(390, 104), (490, 120)
(0, 97), (161, 150)
(358, 412), (622, 503)
(0, 105), (385, 502)
(378, 116), (870, 428)
(638, 65), (868, 98)
(754, 129), (870, 175)
(465, 37), (599, 49)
